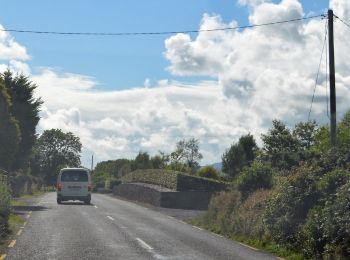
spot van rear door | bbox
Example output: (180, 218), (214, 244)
(60, 170), (89, 197)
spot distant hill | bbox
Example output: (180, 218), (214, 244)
(211, 162), (222, 171)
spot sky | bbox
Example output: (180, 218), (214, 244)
(1, 0), (349, 168)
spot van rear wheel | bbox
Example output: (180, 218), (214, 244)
(84, 199), (91, 205)
(57, 198), (62, 204)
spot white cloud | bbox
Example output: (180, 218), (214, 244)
(165, 0), (350, 131)
(0, 25), (29, 61)
(2, 0), (350, 168)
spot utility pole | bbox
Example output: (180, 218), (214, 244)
(328, 9), (336, 147)
(91, 154), (94, 171)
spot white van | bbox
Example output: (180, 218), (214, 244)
(56, 168), (92, 204)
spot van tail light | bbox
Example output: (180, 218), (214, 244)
(57, 183), (63, 191)
(88, 184), (92, 192)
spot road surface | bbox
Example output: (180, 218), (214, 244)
(4, 193), (277, 260)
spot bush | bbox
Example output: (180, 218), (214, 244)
(236, 162), (273, 198)
(233, 189), (272, 238)
(301, 181), (350, 258)
(204, 191), (242, 233)
(0, 181), (11, 237)
(263, 165), (321, 246)
(197, 166), (220, 180)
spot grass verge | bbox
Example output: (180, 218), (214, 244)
(189, 219), (304, 260)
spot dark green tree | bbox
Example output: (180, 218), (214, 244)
(35, 129), (82, 185)
(293, 121), (318, 150)
(2, 70), (42, 170)
(132, 152), (151, 170)
(261, 120), (300, 170)
(0, 81), (21, 171)
(222, 134), (258, 179)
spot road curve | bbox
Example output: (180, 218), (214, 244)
(5, 192), (277, 260)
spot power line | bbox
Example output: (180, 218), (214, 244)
(334, 14), (350, 29)
(0, 14), (324, 36)
(308, 19), (328, 122)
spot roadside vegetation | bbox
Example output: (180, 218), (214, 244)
(192, 114), (350, 259)
(0, 69), (82, 240)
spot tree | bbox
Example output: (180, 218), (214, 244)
(35, 129), (82, 185)
(293, 121), (318, 150)
(170, 138), (203, 173)
(222, 134), (258, 179)
(261, 120), (300, 170)
(0, 81), (21, 171)
(131, 152), (151, 170)
(2, 70), (42, 170)
(150, 153), (168, 169)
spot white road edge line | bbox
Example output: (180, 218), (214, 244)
(239, 242), (259, 251)
(106, 216), (115, 221)
(136, 238), (153, 251)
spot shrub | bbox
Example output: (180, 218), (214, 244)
(204, 191), (241, 233)
(0, 181), (11, 237)
(233, 189), (272, 238)
(197, 166), (220, 180)
(236, 162), (273, 198)
(263, 165), (321, 246)
(301, 181), (350, 258)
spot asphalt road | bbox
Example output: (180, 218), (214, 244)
(5, 192), (277, 260)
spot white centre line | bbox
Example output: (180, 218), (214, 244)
(106, 216), (115, 221)
(136, 238), (153, 251)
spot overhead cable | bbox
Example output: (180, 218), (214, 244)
(0, 14), (324, 36)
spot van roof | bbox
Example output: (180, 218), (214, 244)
(60, 167), (89, 171)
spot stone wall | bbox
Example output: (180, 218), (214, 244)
(113, 183), (215, 210)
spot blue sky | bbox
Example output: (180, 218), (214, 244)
(1, 0), (329, 90)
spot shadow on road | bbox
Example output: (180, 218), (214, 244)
(12, 205), (48, 215)
(58, 202), (94, 206)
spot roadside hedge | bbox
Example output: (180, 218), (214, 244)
(0, 180), (10, 237)
(121, 169), (228, 192)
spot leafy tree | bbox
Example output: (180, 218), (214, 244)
(131, 152), (151, 170)
(197, 166), (220, 180)
(0, 81), (21, 171)
(170, 138), (202, 173)
(222, 134), (258, 179)
(35, 129), (82, 185)
(2, 70), (42, 170)
(150, 152), (169, 169)
(293, 121), (318, 150)
(261, 120), (300, 170)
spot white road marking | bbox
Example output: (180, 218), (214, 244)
(178, 220), (187, 225)
(94, 205), (98, 208)
(167, 216), (174, 219)
(136, 238), (153, 250)
(107, 216), (115, 221)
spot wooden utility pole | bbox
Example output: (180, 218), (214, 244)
(91, 154), (94, 171)
(328, 9), (337, 147)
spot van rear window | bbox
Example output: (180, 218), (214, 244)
(61, 170), (88, 182)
